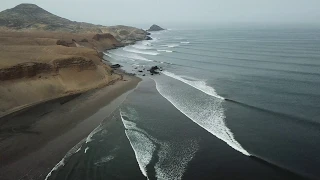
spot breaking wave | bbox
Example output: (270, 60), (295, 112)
(155, 139), (198, 180)
(45, 139), (86, 180)
(86, 125), (102, 143)
(123, 47), (159, 56)
(120, 107), (199, 179)
(132, 44), (153, 50)
(94, 155), (115, 166)
(162, 71), (225, 100)
(180, 42), (190, 44)
(161, 44), (179, 48)
(152, 73), (250, 156)
(157, 50), (173, 53)
(108, 51), (152, 62)
(120, 111), (156, 178)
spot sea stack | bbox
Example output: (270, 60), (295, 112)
(147, 24), (165, 31)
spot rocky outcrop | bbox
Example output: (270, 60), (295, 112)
(149, 66), (161, 74)
(92, 33), (115, 41)
(91, 33), (123, 51)
(147, 24), (165, 31)
(53, 57), (96, 71)
(106, 25), (150, 45)
(110, 64), (121, 69)
(56, 40), (72, 47)
(0, 62), (52, 81)
(0, 57), (98, 81)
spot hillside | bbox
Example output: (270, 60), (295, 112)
(0, 3), (150, 44)
(0, 3), (104, 33)
(0, 4), (149, 117)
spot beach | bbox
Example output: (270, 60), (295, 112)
(0, 75), (141, 180)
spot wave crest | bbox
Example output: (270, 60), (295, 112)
(123, 47), (159, 56)
(152, 72), (250, 156)
(162, 71), (225, 100)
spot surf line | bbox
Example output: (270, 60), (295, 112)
(162, 71), (225, 100)
(151, 74), (250, 156)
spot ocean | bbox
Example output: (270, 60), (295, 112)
(47, 26), (320, 180)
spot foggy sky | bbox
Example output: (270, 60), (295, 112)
(1, 0), (320, 27)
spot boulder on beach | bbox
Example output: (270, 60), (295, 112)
(111, 64), (121, 68)
(147, 24), (165, 32)
(149, 66), (161, 74)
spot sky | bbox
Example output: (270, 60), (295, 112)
(1, 0), (320, 28)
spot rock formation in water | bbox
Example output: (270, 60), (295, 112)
(147, 24), (165, 31)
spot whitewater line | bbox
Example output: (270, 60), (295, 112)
(151, 75), (250, 156)
(45, 139), (85, 180)
(162, 71), (225, 100)
(120, 111), (155, 179)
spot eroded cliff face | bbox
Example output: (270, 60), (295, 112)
(0, 4), (150, 116)
(0, 31), (123, 117)
(0, 62), (52, 81)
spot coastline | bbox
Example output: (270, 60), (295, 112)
(0, 74), (141, 180)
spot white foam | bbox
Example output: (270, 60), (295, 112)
(161, 44), (179, 48)
(94, 155), (115, 166)
(120, 108), (200, 179)
(124, 47), (159, 56)
(157, 50), (173, 53)
(152, 75), (250, 156)
(84, 147), (89, 153)
(86, 125), (102, 143)
(155, 139), (199, 180)
(162, 71), (225, 100)
(132, 44), (153, 50)
(45, 139), (85, 180)
(109, 51), (152, 62)
(180, 42), (190, 44)
(120, 112), (156, 178)
(75, 147), (82, 153)
(142, 41), (152, 46)
(45, 159), (65, 180)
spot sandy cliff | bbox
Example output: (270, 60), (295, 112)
(0, 4), (151, 116)
(0, 31), (124, 117)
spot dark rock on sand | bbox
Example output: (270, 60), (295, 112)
(111, 64), (121, 68)
(149, 66), (160, 74)
(147, 24), (165, 32)
(56, 40), (71, 47)
(145, 36), (153, 40)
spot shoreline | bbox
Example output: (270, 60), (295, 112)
(0, 74), (141, 180)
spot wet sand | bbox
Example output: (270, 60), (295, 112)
(0, 75), (141, 180)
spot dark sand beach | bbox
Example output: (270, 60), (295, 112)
(0, 75), (141, 180)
